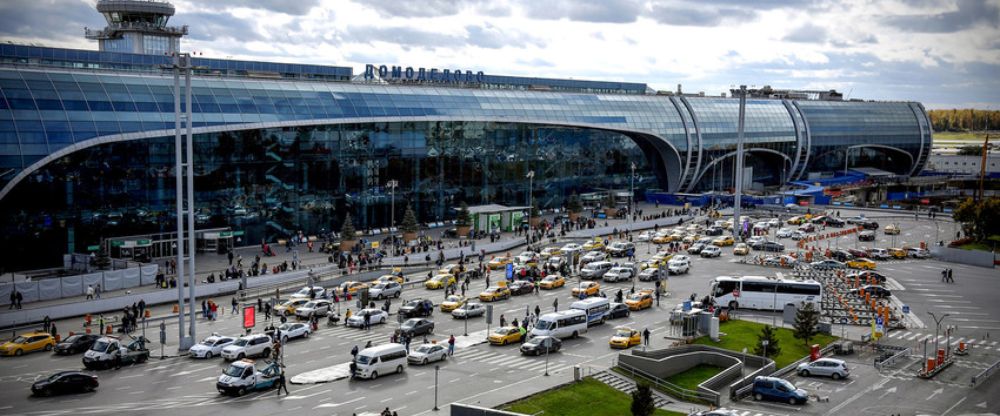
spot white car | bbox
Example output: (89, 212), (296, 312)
(407, 343), (448, 365)
(221, 334), (273, 361)
(295, 299), (333, 319)
(369, 281), (402, 299)
(767, 218), (781, 228)
(289, 286), (326, 300)
(636, 231), (654, 242)
(275, 322), (311, 343)
(581, 251), (608, 264)
(790, 231), (807, 241)
(671, 254), (691, 263)
(515, 251), (538, 264)
(452, 302), (486, 319)
(667, 258), (690, 274)
(746, 236), (766, 247)
(602, 267), (635, 282)
(700, 246), (722, 258)
(776, 228), (793, 238)
(560, 243), (582, 254)
(189, 334), (236, 359)
(346, 308), (389, 328)
(907, 247), (931, 259)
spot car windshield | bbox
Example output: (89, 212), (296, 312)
(234, 338), (250, 347)
(415, 345), (434, 354)
(373, 283), (388, 289)
(446, 296), (461, 302)
(63, 335), (81, 343)
(534, 320), (555, 330)
(223, 365), (247, 377)
(91, 340), (110, 352)
(356, 355), (373, 365)
(627, 294), (642, 301)
(777, 379), (795, 391)
(615, 330), (633, 337)
(200, 339), (217, 346)
(11, 336), (27, 343)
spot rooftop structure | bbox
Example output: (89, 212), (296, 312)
(85, 0), (187, 55)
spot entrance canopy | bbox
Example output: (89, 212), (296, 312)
(461, 204), (530, 233)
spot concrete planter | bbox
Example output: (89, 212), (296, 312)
(456, 225), (471, 237)
(403, 232), (418, 243)
(604, 208), (619, 217)
(339, 240), (357, 251)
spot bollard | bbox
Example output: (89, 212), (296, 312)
(173, 304), (179, 314)
(927, 357), (936, 372)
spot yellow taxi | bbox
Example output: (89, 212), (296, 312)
(538, 275), (566, 289)
(487, 256), (513, 270)
(376, 274), (405, 285)
(0, 332), (55, 356)
(479, 286), (511, 302)
(884, 223), (901, 235)
(340, 281), (369, 295)
(625, 292), (654, 310)
(847, 258), (877, 270)
(539, 247), (562, 259)
(712, 236), (735, 246)
(733, 243), (750, 255)
(274, 298), (311, 316)
(425, 274), (456, 290)
(439, 263), (461, 275)
(787, 216), (806, 225)
(571, 282), (601, 298)
(609, 327), (641, 349)
(440, 295), (467, 312)
(651, 232), (673, 244)
(888, 248), (908, 259)
(682, 233), (701, 244)
(488, 326), (525, 345)
(582, 239), (606, 251)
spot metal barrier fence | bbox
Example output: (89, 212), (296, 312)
(617, 359), (719, 406)
(971, 359), (1000, 387)
(874, 345), (910, 371)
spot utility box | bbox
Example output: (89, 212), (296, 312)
(709, 317), (720, 341)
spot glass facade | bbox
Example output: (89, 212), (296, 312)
(0, 45), (931, 269)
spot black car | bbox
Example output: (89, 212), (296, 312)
(509, 280), (535, 295)
(847, 271), (887, 285)
(858, 231), (876, 241)
(520, 336), (562, 356)
(823, 217), (845, 227)
(759, 241), (785, 252)
(607, 302), (631, 319)
(831, 250), (854, 262)
(400, 318), (435, 336)
(32, 371), (98, 396)
(399, 299), (434, 318)
(851, 285), (892, 298)
(859, 220), (880, 230)
(704, 227), (724, 236)
(54, 334), (99, 355)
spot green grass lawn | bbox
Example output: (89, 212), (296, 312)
(499, 377), (685, 416)
(664, 364), (724, 392)
(957, 235), (1000, 252)
(933, 131), (990, 142)
(693, 319), (837, 368)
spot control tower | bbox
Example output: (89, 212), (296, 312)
(85, 0), (187, 55)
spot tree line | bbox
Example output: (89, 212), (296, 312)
(928, 109), (1000, 132)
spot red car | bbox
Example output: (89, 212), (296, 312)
(847, 248), (869, 258)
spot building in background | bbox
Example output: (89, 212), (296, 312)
(0, 0), (931, 269)
(84, 0), (186, 55)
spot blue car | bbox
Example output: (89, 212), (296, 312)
(752, 376), (808, 405)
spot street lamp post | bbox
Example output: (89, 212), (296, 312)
(433, 364), (440, 411)
(526, 170), (535, 226)
(629, 162), (636, 236)
(928, 311), (950, 369)
(169, 53), (197, 351)
(732, 85), (747, 242)
(544, 344), (550, 376)
(388, 179), (399, 257)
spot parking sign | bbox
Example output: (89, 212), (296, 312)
(486, 304), (493, 324)
(505, 263), (514, 280)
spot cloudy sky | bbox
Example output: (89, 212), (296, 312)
(1, 0), (998, 109)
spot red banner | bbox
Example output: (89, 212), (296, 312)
(243, 305), (256, 329)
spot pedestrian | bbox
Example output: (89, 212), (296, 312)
(553, 298), (558, 312)
(16, 291), (22, 309)
(8, 290), (15, 309)
(351, 344), (359, 361)
(95, 284), (101, 299)
(86, 285), (95, 300)
(941, 269), (947, 282)
(50, 323), (57, 338)
(500, 314), (506, 327)
(448, 334), (456, 356)
(232, 297), (238, 314)
(947, 268), (954, 283)
(643, 328), (651, 347)
(138, 299), (146, 316)
(350, 361), (358, 379)
(534, 305), (541, 318)
(277, 370), (289, 396)
(202, 299), (208, 319)
(264, 302), (272, 320)
(43, 315), (51, 333)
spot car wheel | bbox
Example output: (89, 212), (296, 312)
(422, 358), (428, 365)
(396, 365), (404, 374)
(789, 397), (797, 405)
(395, 291), (401, 298)
(205, 351), (212, 359)
(237, 387), (246, 396)
(371, 371), (378, 379)
(754, 393), (763, 401)
(380, 317), (386, 324)
(729, 301), (738, 310)
(237, 353), (245, 360)
(14, 349), (22, 356)
(304, 331), (310, 338)
(282, 336), (288, 344)
(501, 339), (506, 345)
(800, 370), (809, 377)
(832, 373), (842, 380)
(44, 344), (52, 351)
(572, 331), (579, 339)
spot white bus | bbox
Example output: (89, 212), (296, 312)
(530, 310), (588, 339)
(570, 297), (611, 326)
(710, 276), (822, 311)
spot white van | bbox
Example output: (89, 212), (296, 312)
(355, 343), (407, 380)
(530, 310), (588, 339)
(570, 297), (610, 326)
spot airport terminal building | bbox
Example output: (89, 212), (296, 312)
(0, 1), (932, 269)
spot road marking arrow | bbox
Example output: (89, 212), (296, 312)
(878, 386), (897, 400)
(926, 387), (944, 401)
(977, 401), (988, 408)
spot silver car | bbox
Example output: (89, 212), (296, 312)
(369, 281), (402, 299)
(295, 299), (333, 319)
(452, 302), (486, 319)
(602, 267), (634, 282)
(408, 343), (447, 365)
(797, 357), (849, 379)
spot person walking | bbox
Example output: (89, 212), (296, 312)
(643, 328), (651, 347)
(534, 305), (541, 319)
(86, 285), (95, 300)
(448, 334), (456, 356)
(552, 298), (558, 312)
(500, 314), (506, 327)
(16, 290), (22, 309)
(947, 268), (954, 283)
(43, 315), (51, 333)
(95, 284), (101, 299)
(8, 290), (15, 309)
(276, 369), (289, 396)
(231, 297), (239, 314)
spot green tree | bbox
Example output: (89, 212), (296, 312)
(455, 202), (471, 227)
(566, 192), (583, 213)
(340, 213), (357, 241)
(753, 325), (781, 358)
(793, 303), (820, 346)
(401, 205), (419, 234)
(954, 197), (1000, 241)
(530, 203), (540, 218)
(630, 382), (655, 416)
(92, 247), (111, 271)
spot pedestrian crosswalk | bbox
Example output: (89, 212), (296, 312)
(722, 410), (786, 416)
(310, 325), (391, 344)
(451, 346), (576, 374)
(884, 330), (1000, 352)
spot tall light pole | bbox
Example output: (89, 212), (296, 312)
(928, 312), (949, 365)
(433, 364), (440, 411)
(733, 85), (747, 242)
(170, 53), (197, 351)
(630, 162), (636, 236)
(387, 179), (399, 257)
(526, 170), (535, 239)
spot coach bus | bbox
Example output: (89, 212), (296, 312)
(710, 275), (822, 311)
